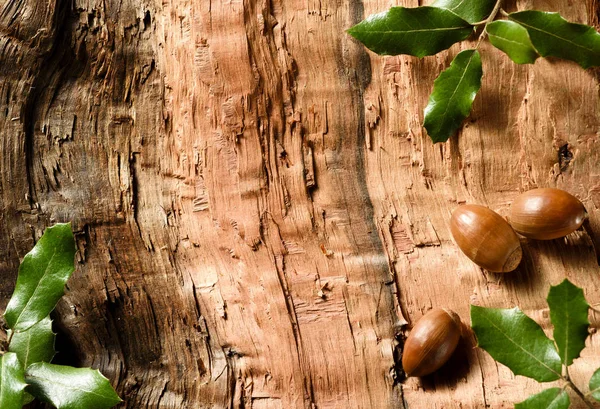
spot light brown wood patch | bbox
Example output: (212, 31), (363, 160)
(0, 0), (598, 408)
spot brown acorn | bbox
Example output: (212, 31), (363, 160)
(450, 205), (522, 272)
(509, 188), (587, 240)
(402, 308), (462, 377)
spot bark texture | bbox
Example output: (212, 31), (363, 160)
(0, 0), (599, 408)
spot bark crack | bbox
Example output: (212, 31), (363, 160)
(21, 0), (71, 208)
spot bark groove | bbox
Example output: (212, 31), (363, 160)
(0, 0), (598, 408)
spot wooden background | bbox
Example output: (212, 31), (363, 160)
(0, 0), (599, 408)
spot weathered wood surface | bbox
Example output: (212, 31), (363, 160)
(0, 0), (598, 408)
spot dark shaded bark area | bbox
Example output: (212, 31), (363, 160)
(1, 0), (599, 408)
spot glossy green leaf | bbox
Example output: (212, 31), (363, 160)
(547, 279), (589, 366)
(4, 223), (76, 331)
(25, 363), (122, 409)
(509, 11), (600, 69)
(487, 20), (539, 64)
(424, 49), (482, 143)
(347, 7), (473, 57)
(8, 316), (56, 368)
(470, 305), (561, 382)
(431, 0), (495, 24)
(515, 388), (570, 409)
(0, 352), (27, 409)
(590, 367), (600, 401)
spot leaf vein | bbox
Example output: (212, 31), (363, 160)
(547, 391), (566, 408)
(512, 19), (597, 53)
(13, 251), (59, 328)
(438, 51), (477, 128)
(448, 0), (468, 12)
(27, 374), (115, 400)
(487, 33), (533, 50)
(362, 27), (468, 34)
(480, 312), (560, 378)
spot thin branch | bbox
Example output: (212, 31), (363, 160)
(566, 379), (597, 409)
(475, 0), (504, 49)
(6, 330), (14, 347)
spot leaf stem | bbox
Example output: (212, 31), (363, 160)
(6, 330), (14, 347)
(471, 19), (488, 26)
(475, 0), (504, 49)
(566, 379), (597, 409)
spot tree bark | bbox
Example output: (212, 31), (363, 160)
(0, 0), (599, 408)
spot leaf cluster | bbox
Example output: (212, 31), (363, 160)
(471, 279), (599, 408)
(0, 224), (121, 409)
(348, 0), (600, 143)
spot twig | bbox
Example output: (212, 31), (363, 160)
(566, 379), (597, 409)
(471, 19), (488, 26)
(6, 330), (14, 347)
(475, 0), (504, 49)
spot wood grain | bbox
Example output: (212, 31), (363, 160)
(0, 0), (597, 408)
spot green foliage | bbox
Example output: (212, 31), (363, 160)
(8, 316), (56, 368)
(431, 0), (496, 24)
(470, 305), (561, 382)
(547, 279), (589, 366)
(509, 11), (600, 69)
(472, 279), (598, 408)
(0, 353), (27, 409)
(590, 367), (600, 401)
(515, 388), (570, 409)
(424, 49), (482, 143)
(0, 224), (121, 409)
(348, 2), (600, 143)
(487, 20), (539, 64)
(4, 224), (76, 331)
(347, 7), (473, 57)
(25, 363), (122, 409)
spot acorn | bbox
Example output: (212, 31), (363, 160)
(509, 188), (587, 240)
(402, 308), (462, 377)
(450, 205), (522, 272)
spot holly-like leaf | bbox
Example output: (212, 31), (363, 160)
(509, 11), (600, 69)
(424, 49), (482, 143)
(11, 317), (52, 406)
(347, 7), (473, 57)
(487, 20), (539, 64)
(590, 367), (600, 401)
(430, 0), (495, 24)
(470, 305), (561, 382)
(25, 363), (122, 409)
(515, 388), (570, 409)
(8, 316), (56, 368)
(4, 223), (76, 331)
(0, 352), (27, 409)
(547, 279), (589, 366)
